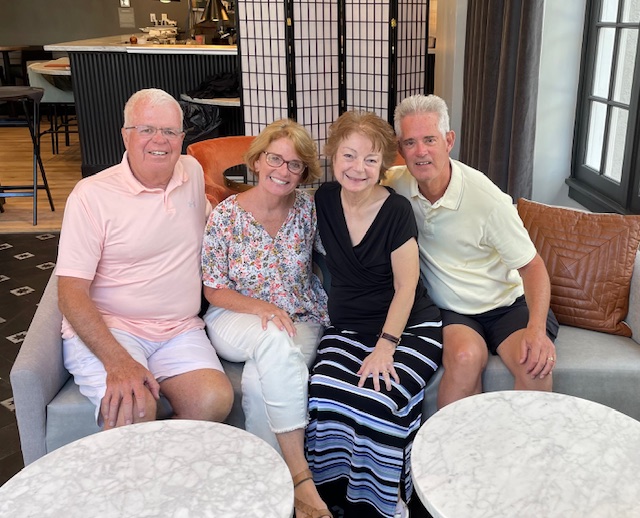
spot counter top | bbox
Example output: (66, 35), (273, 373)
(44, 34), (237, 55)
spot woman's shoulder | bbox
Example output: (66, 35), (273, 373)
(382, 186), (412, 211)
(315, 181), (339, 202)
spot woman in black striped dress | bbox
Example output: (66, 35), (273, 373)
(306, 111), (443, 518)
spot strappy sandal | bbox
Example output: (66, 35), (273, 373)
(293, 469), (334, 518)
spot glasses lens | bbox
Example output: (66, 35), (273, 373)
(265, 152), (284, 167)
(137, 126), (156, 137)
(161, 128), (183, 139)
(287, 161), (305, 174)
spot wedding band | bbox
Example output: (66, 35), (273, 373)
(268, 314), (276, 320)
(548, 357), (555, 362)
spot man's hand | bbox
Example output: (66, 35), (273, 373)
(517, 254), (556, 380)
(101, 360), (160, 428)
(519, 326), (556, 380)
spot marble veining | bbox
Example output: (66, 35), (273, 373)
(0, 420), (293, 517)
(411, 391), (640, 518)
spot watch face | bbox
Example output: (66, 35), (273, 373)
(120, 0), (131, 7)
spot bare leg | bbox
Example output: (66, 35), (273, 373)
(277, 429), (331, 518)
(497, 330), (553, 391)
(160, 368), (234, 422)
(437, 324), (489, 409)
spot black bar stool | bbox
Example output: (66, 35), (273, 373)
(0, 86), (55, 225)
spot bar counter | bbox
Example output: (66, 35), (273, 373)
(45, 34), (237, 55)
(45, 36), (242, 177)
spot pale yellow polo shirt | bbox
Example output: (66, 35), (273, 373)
(384, 160), (536, 315)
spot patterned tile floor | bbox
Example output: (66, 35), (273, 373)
(0, 232), (59, 485)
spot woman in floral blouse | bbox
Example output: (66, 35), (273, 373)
(201, 119), (332, 518)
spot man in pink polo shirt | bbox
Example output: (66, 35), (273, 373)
(56, 88), (233, 429)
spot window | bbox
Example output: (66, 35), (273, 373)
(569, 0), (640, 213)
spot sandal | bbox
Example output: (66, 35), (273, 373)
(293, 469), (333, 518)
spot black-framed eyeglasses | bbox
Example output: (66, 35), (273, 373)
(262, 151), (306, 175)
(124, 125), (185, 140)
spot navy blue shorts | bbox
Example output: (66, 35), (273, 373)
(439, 295), (559, 355)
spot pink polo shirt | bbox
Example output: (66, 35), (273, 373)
(56, 153), (211, 341)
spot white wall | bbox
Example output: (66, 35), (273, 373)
(433, 0), (467, 159)
(533, 1), (587, 208)
(436, 1), (587, 208)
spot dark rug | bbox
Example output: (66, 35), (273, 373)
(0, 232), (59, 485)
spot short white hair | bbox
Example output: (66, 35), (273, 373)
(123, 88), (183, 129)
(394, 94), (450, 139)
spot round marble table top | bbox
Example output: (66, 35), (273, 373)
(0, 420), (294, 517)
(411, 391), (640, 518)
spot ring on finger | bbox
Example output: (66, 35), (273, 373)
(547, 357), (555, 362)
(268, 314), (276, 321)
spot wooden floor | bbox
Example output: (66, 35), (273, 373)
(0, 125), (81, 233)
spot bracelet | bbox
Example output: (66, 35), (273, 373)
(379, 332), (401, 346)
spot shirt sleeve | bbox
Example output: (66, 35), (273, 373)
(55, 186), (104, 281)
(201, 201), (235, 290)
(388, 193), (419, 252)
(484, 201), (537, 270)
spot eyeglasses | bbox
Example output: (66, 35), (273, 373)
(262, 151), (306, 175)
(124, 125), (185, 140)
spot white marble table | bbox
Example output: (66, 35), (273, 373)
(0, 420), (294, 517)
(411, 391), (640, 518)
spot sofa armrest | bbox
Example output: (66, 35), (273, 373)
(10, 274), (69, 465)
(626, 251), (640, 344)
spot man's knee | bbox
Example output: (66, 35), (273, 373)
(195, 370), (234, 421)
(163, 369), (234, 422)
(442, 331), (488, 374)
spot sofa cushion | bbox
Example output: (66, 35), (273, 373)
(517, 198), (640, 336)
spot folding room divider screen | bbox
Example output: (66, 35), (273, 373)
(237, 0), (430, 183)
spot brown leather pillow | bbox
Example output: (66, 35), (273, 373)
(517, 198), (640, 336)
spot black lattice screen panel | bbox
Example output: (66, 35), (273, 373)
(237, 0), (429, 184)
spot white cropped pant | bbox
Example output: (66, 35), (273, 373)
(203, 306), (323, 451)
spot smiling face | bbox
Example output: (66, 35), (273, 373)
(398, 112), (455, 193)
(121, 100), (184, 187)
(253, 137), (304, 196)
(332, 132), (383, 194)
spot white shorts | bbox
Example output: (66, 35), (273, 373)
(63, 327), (225, 421)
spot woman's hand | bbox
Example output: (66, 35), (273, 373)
(259, 304), (296, 337)
(357, 340), (399, 391)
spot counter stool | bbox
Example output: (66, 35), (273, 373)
(0, 86), (55, 225)
(27, 60), (76, 155)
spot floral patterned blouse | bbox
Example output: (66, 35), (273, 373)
(202, 190), (329, 326)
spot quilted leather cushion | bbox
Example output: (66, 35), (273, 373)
(517, 198), (640, 336)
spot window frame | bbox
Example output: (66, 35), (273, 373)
(569, 0), (640, 214)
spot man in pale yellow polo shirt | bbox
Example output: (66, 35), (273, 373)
(385, 94), (559, 409)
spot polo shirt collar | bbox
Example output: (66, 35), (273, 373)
(410, 159), (463, 210)
(437, 159), (463, 210)
(120, 152), (188, 195)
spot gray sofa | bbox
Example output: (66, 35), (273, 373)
(11, 254), (640, 466)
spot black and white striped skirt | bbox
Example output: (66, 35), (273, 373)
(307, 321), (443, 518)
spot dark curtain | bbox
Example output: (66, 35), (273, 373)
(459, 0), (544, 199)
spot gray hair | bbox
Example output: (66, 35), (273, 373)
(123, 88), (183, 129)
(394, 94), (450, 139)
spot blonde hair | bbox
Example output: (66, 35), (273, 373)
(324, 111), (398, 181)
(245, 119), (321, 184)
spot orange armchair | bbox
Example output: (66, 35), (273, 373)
(187, 136), (256, 205)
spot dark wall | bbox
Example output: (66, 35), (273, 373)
(0, 0), (188, 46)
